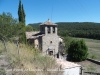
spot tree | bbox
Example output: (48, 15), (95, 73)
(68, 39), (88, 61)
(25, 25), (33, 32)
(17, 22), (26, 43)
(0, 12), (18, 40)
(18, 0), (25, 24)
(22, 4), (26, 24)
(18, 0), (26, 43)
(63, 36), (72, 54)
(58, 30), (69, 37)
(18, 0), (22, 22)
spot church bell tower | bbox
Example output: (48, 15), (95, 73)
(40, 19), (59, 56)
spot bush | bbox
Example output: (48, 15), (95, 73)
(68, 39), (88, 61)
(63, 36), (72, 54)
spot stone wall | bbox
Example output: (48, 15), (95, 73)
(87, 58), (100, 65)
(42, 34), (59, 55)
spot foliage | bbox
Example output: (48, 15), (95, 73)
(57, 22), (100, 40)
(58, 30), (69, 37)
(28, 23), (41, 31)
(18, 0), (25, 24)
(63, 36), (72, 53)
(30, 22), (100, 40)
(25, 25), (34, 32)
(0, 11), (27, 43)
(0, 12), (18, 40)
(18, 0), (26, 43)
(22, 4), (25, 23)
(17, 22), (26, 43)
(68, 39), (88, 61)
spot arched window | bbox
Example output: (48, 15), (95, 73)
(53, 27), (55, 33)
(47, 26), (50, 33)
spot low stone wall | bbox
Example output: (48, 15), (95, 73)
(87, 58), (100, 65)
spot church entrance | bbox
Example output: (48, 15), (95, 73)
(47, 48), (55, 56)
(48, 51), (53, 55)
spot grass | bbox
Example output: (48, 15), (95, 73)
(87, 65), (96, 72)
(0, 41), (4, 54)
(0, 41), (62, 75)
(0, 68), (6, 75)
(72, 37), (100, 60)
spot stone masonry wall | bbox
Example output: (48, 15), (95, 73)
(42, 33), (59, 55)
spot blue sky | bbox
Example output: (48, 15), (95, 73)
(0, 0), (100, 25)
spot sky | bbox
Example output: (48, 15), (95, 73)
(0, 0), (100, 25)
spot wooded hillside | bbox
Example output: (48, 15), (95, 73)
(29, 22), (100, 39)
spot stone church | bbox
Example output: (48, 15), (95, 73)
(26, 19), (81, 75)
(26, 19), (63, 57)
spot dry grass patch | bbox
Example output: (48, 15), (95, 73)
(0, 41), (62, 75)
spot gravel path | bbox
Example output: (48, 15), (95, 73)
(0, 54), (8, 69)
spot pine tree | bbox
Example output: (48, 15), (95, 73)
(22, 4), (26, 24)
(18, 0), (25, 24)
(18, 0), (22, 22)
(68, 39), (88, 62)
(18, 0), (26, 43)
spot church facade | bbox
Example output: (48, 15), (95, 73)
(26, 19), (60, 56)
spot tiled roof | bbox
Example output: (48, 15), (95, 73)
(26, 31), (43, 39)
(56, 59), (81, 69)
(40, 19), (57, 25)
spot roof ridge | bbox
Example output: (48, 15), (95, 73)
(40, 19), (57, 25)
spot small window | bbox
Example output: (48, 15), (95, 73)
(50, 41), (52, 44)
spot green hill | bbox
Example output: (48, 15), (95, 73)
(28, 22), (100, 39)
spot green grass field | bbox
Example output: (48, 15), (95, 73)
(72, 37), (100, 73)
(72, 37), (100, 60)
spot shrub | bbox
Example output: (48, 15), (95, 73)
(63, 36), (72, 53)
(68, 39), (88, 61)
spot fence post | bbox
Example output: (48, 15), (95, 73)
(80, 67), (84, 75)
(2, 38), (7, 52)
(16, 40), (20, 61)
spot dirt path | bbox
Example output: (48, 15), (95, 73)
(0, 53), (8, 67)
(0, 52), (9, 74)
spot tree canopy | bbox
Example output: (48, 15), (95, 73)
(25, 25), (34, 32)
(18, 0), (26, 24)
(68, 39), (88, 62)
(18, 0), (26, 43)
(29, 22), (100, 40)
(0, 12), (18, 39)
(0, 0), (33, 43)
